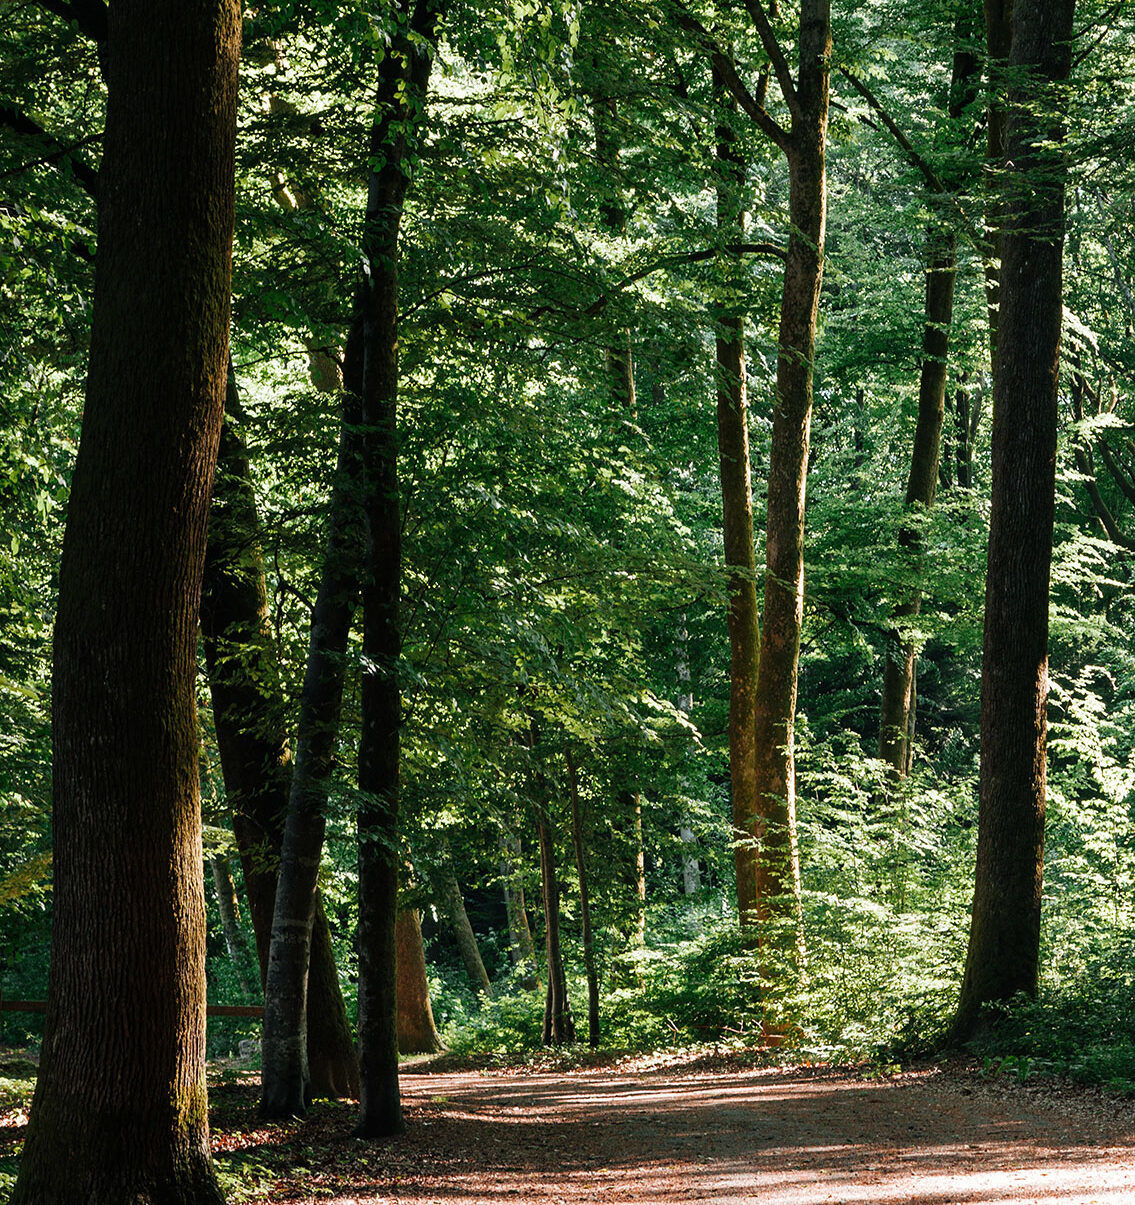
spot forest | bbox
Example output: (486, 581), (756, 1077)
(2, 0), (1134, 1199)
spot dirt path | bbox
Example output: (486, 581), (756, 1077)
(316, 1064), (1135, 1205)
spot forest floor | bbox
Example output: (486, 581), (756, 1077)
(205, 1051), (1135, 1204)
(4, 1049), (1135, 1202)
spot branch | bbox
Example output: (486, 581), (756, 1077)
(0, 104), (98, 197)
(35, 0), (107, 43)
(837, 67), (942, 193)
(742, 0), (802, 123)
(1073, 444), (1135, 551)
(580, 242), (787, 317)
(1097, 439), (1135, 509)
(673, 6), (791, 153)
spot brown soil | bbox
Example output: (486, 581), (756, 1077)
(211, 1058), (1135, 1205)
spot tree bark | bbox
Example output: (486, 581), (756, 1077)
(566, 749), (600, 1048)
(952, 0), (1075, 1044)
(259, 357), (365, 1117)
(203, 378), (358, 1100)
(713, 78), (761, 924)
(749, 0), (830, 947)
(396, 906), (445, 1055)
(983, 0), (1013, 374)
(499, 832), (538, 982)
(435, 842), (494, 998)
(209, 853), (256, 1003)
(11, 0), (239, 1195)
(354, 0), (441, 1138)
(537, 803), (576, 1046)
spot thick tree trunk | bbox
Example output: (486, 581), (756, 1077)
(713, 80), (761, 925)
(396, 906), (445, 1055)
(11, 0), (239, 1196)
(209, 853), (256, 1003)
(751, 0), (830, 947)
(354, 0), (441, 1138)
(435, 842), (494, 998)
(952, 0), (1075, 1044)
(203, 380), (358, 1100)
(259, 366), (365, 1118)
(566, 750), (600, 1048)
(536, 798), (575, 1045)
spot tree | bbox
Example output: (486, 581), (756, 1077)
(951, 0), (1076, 1043)
(11, 0), (239, 1196)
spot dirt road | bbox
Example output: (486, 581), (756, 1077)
(335, 1063), (1135, 1205)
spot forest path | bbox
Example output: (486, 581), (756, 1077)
(304, 1062), (1135, 1205)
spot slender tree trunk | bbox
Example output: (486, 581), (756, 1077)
(566, 749), (599, 1048)
(435, 842), (494, 997)
(396, 907), (445, 1055)
(713, 78), (761, 924)
(11, 0), (239, 1195)
(537, 804), (576, 1045)
(879, 230), (956, 774)
(210, 853), (256, 1003)
(499, 832), (538, 981)
(203, 377), (358, 1099)
(259, 370), (365, 1118)
(751, 0), (830, 947)
(676, 615), (701, 894)
(354, 0), (441, 1138)
(952, 0), (1075, 1044)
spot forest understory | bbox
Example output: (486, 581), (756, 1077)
(6, 1049), (1135, 1204)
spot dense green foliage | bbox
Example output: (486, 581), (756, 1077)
(3, 0), (1135, 1120)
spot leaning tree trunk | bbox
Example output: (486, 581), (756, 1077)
(354, 0), (442, 1139)
(713, 77), (761, 925)
(435, 843), (494, 998)
(209, 853), (256, 1003)
(396, 906), (445, 1055)
(203, 378), (358, 1099)
(499, 832), (538, 983)
(952, 0), (1075, 1044)
(750, 0), (830, 952)
(11, 0), (239, 1196)
(259, 365), (366, 1119)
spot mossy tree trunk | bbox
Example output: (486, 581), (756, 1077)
(11, 0), (239, 1195)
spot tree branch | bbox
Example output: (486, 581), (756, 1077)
(741, 0), (802, 123)
(837, 67), (942, 193)
(672, 6), (791, 153)
(1074, 444), (1135, 551)
(0, 104), (98, 197)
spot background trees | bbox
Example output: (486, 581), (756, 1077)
(3, 0), (1135, 1156)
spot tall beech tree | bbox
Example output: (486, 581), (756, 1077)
(952, 0), (1076, 1043)
(691, 0), (831, 943)
(11, 0), (239, 1196)
(354, 0), (443, 1137)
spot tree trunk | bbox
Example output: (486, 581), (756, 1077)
(536, 799), (575, 1045)
(259, 369), (365, 1119)
(396, 907), (445, 1055)
(354, 0), (441, 1138)
(499, 832), (538, 982)
(566, 749), (599, 1048)
(750, 0), (830, 948)
(11, 0), (239, 1195)
(878, 8), (981, 777)
(983, 0), (1013, 374)
(435, 842), (494, 998)
(203, 377), (358, 1100)
(951, 0), (1075, 1044)
(713, 78), (761, 925)
(209, 853), (256, 1003)
(676, 615), (701, 895)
